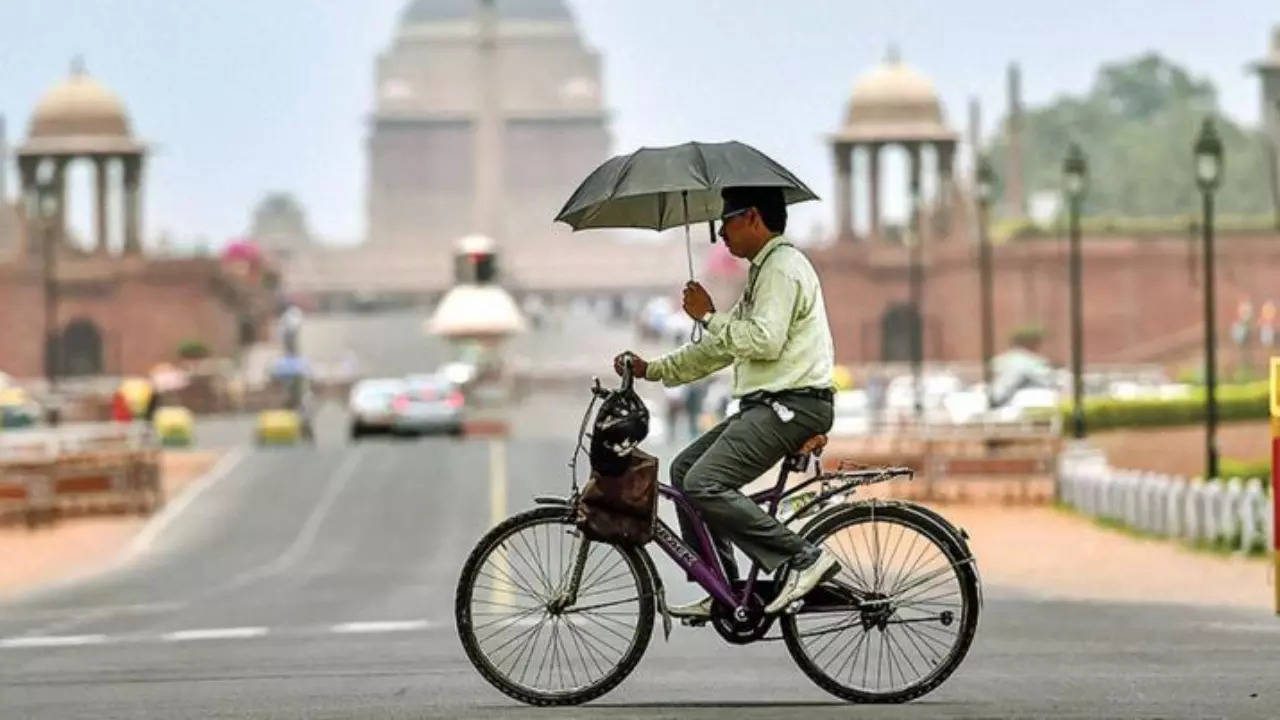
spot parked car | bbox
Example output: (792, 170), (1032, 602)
(349, 378), (407, 440)
(391, 375), (465, 437)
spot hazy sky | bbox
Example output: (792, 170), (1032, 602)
(0, 1), (1275, 247)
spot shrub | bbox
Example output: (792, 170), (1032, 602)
(1065, 380), (1269, 431)
(1218, 457), (1269, 480)
(177, 339), (211, 360)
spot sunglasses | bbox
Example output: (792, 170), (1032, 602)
(718, 207), (751, 223)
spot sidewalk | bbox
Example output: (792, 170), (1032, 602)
(940, 503), (1275, 610)
(0, 450), (220, 598)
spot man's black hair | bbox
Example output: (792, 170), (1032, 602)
(721, 186), (787, 234)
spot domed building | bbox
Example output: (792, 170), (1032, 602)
(286, 0), (696, 309)
(17, 61), (148, 256)
(0, 64), (278, 382)
(367, 0), (609, 249)
(828, 50), (957, 241)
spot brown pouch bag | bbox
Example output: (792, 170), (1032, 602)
(574, 449), (658, 546)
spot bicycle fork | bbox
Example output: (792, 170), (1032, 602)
(547, 534), (592, 614)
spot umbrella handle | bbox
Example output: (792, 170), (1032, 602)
(682, 191), (703, 343)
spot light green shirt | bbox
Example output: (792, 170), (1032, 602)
(646, 235), (835, 397)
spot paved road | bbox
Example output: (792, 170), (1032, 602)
(2, 438), (1278, 719)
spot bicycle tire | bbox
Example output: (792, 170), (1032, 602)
(781, 502), (980, 703)
(455, 505), (656, 706)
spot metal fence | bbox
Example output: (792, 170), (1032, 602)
(1059, 467), (1276, 553)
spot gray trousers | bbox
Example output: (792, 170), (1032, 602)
(671, 394), (834, 576)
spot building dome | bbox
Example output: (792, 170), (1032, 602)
(29, 68), (132, 140)
(834, 52), (954, 143)
(399, 0), (571, 26)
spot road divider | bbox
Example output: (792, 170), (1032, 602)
(0, 425), (162, 527)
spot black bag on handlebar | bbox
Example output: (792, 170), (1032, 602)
(574, 449), (658, 546)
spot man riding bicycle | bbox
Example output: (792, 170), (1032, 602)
(614, 185), (838, 619)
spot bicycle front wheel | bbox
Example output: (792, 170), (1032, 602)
(455, 506), (655, 706)
(781, 502), (980, 703)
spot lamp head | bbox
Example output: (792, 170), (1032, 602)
(1194, 117), (1224, 193)
(976, 155), (997, 207)
(1062, 142), (1087, 201)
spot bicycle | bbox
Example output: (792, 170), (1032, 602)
(455, 363), (982, 706)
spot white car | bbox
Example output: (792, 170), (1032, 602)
(348, 378), (407, 439)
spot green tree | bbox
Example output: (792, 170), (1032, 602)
(989, 54), (1273, 218)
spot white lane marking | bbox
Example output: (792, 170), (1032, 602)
(128, 447), (249, 557)
(0, 634), (108, 649)
(1205, 622), (1280, 634)
(223, 448), (365, 589)
(330, 620), (431, 634)
(488, 439), (513, 609)
(489, 438), (507, 528)
(163, 626), (268, 642)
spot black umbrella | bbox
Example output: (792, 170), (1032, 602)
(555, 141), (818, 282)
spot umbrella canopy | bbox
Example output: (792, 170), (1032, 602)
(555, 141), (818, 231)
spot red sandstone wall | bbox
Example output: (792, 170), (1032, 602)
(810, 233), (1280, 369)
(0, 257), (268, 378)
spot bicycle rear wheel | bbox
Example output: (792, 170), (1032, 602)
(781, 502), (980, 703)
(455, 506), (655, 706)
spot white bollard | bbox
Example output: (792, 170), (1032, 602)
(1240, 479), (1265, 553)
(1166, 478), (1185, 538)
(1203, 482), (1223, 544)
(1222, 478), (1244, 548)
(1184, 479), (1204, 541)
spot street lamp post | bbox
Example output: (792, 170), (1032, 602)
(1063, 143), (1088, 439)
(909, 147), (924, 418)
(1195, 118), (1225, 480)
(975, 156), (997, 409)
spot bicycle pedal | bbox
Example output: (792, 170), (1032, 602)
(680, 617), (708, 627)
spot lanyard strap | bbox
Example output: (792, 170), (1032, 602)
(744, 240), (793, 306)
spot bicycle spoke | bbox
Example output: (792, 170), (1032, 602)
(562, 614), (608, 680)
(829, 528), (874, 591)
(883, 526), (922, 593)
(478, 561), (543, 602)
(574, 608), (638, 647)
(563, 613), (627, 658)
(475, 604), (546, 639)
(886, 533), (937, 597)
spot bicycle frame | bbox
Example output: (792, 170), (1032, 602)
(649, 455), (847, 615)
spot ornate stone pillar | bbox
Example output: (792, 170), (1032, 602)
(94, 156), (109, 254)
(937, 141), (956, 236)
(868, 143), (882, 240)
(907, 142), (923, 238)
(834, 142), (854, 241)
(53, 159), (68, 251)
(17, 156), (40, 260)
(123, 155), (143, 255)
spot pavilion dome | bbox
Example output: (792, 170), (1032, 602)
(834, 51), (954, 143)
(29, 67), (132, 140)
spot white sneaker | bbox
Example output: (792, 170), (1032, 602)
(667, 596), (713, 619)
(764, 550), (840, 615)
